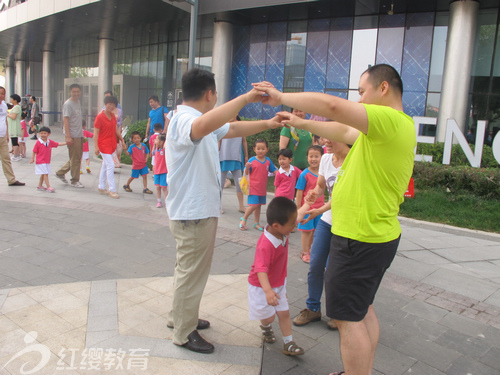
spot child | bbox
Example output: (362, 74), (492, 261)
(239, 139), (277, 231)
(19, 113), (29, 158)
(274, 148), (301, 200)
(123, 131), (153, 194)
(149, 123), (163, 170)
(248, 196), (304, 356)
(296, 145), (324, 263)
(81, 121), (93, 174)
(153, 134), (168, 208)
(30, 126), (66, 192)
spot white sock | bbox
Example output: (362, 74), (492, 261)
(157, 199), (161, 203)
(283, 335), (293, 344)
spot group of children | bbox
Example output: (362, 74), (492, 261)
(29, 120), (169, 207)
(239, 137), (333, 357)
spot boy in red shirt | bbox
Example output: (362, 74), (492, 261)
(123, 131), (153, 194)
(81, 121), (94, 174)
(248, 196), (304, 356)
(274, 148), (301, 200)
(30, 126), (66, 192)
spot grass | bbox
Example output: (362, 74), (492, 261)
(399, 187), (500, 233)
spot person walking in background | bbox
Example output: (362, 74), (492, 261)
(30, 96), (40, 140)
(0, 87), (25, 186)
(55, 84), (85, 188)
(254, 63), (416, 375)
(7, 94), (23, 162)
(30, 126), (66, 193)
(19, 112), (29, 158)
(81, 121), (93, 174)
(279, 108), (312, 170)
(145, 95), (169, 140)
(219, 115), (248, 213)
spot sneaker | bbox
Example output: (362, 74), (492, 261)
(55, 174), (68, 184)
(98, 188), (108, 194)
(156, 202), (162, 208)
(109, 191), (119, 199)
(86, 167), (91, 174)
(70, 181), (84, 188)
(293, 308), (321, 326)
(11, 156), (21, 162)
(36, 186), (45, 191)
(327, 319), (338, 330)
(45, 187), (55, 193)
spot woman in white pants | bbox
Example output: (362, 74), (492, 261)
(94, 95), (126, 198)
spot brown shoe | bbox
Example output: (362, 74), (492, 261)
(8, 181), (25, 186)
(260, 324), (276, 343)
(293, 308), (321, 326)
(327, 319), (338, 330)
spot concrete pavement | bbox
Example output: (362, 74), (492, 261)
(0, 127), (499, 374)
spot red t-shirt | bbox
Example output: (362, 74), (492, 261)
(32, 139), (59, 164)
(82, 130), (94, 152)
(94, 111), (117, 154)
(274, 166), (301, 200)
(149, 133), (159, 151)
(296, 168), (325, 209)
(153, 147), (167, 174)
(248, 229), (288, 288)
(248, 156), (277, 196)
(127, 143), (149, 170)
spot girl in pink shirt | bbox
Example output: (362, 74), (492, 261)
(153, 134), (168, 208)
(30, 126), (66, 192)
(19, 113), (29, 158)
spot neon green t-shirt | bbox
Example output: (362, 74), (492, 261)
(331, 104), (416, 243)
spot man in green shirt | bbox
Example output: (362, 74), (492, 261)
(255, 64), (416, 375)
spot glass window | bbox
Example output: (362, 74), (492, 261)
(472, 10), (498, 78)
(349, 28), (377, 89)
(428, 26), (448, 92)
(284, 21), (308, 89)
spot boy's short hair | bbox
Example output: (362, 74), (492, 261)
(130, 131), (141, 140)
(157, 134), (166, 142)
(69, 83), (81, 91)
(153, 123), (163, 132)
(254, 138), (268, 148)
(21, 112), (27, 119)
(267, 197), (297, 226)
(104, 90), (113, 96)
(39, 126), (51, 134)
(82, 120), (86, 128)
(149, 95), (160, 103)
(182, 69), (216, 102)
(363, 64), (403, 97)
(104, 95), (118, 106)
(277, 148), (293, 159)
(307, 144), (324, 156)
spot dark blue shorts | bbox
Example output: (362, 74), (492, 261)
(131, 166), (149, 178)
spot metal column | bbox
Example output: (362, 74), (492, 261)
(436, 0), (479, 142)
(98, 38), (114, 104)
(4, 61), (14, 96)
(14, 59), (26, 96)
(42, 50), (55, 126)
(212, 21), (233, 106)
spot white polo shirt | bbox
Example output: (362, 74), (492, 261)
(0, 101), (7, 138)
(166, 105), (230, 220)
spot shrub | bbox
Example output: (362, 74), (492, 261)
(416, 142), (499, 168)
(124, 119), (148, 145)
(243, 118), (282, 167)
(412, 162), (500, 199)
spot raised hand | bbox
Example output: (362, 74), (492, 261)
(252, 83), (282, 107)
(276, 111), (307, 129)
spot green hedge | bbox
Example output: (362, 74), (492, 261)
(124, 119), (148, 144)
(245, 123), (282, 167)
(417, 142), (499, 168)
(413, 162), (500, 199)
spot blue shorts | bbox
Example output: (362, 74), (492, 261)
(298, 214), (321, 232)
(154, 173), (168, 187)
(248, 195), (266, 205)
(131, 166), (149, 178)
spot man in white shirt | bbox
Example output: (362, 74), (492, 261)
(0, 86), (25, 186)
(165, 69), (281, 354)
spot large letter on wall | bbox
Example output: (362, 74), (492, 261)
(493, 132), (500, 164)
(443, 119), (486, 168)
(414, 116), (437, 162)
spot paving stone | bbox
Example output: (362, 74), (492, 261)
(437, 312), (488, 337)
(445, 355), (499, 375)
(479, 346), (500, 371)
(403, 361), (446, 374)
(373, 343), (418, 375)
(389, 256), (438, 281)
(402, 300), (448, 322)
(434, 329), (492, 359)
(398, 336), (461, 371)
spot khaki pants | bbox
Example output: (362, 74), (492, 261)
(168, 217), (218, 345)
(56, 137), (83, 184)
(0, 135), (16, 184)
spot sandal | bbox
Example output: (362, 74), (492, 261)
(143, 188), (153, 194)
(329, 372), (345, 375)
(301, 252), (310, 263)
(123, 184), (132, 192)
(260, 325), (276, 343)
(283, 341), (304, 356)
(239, 217), (247, 231)
(253, 223), (264, 231)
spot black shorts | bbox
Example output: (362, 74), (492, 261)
(325, 234), (400, 322)
(11, 137), (19, 146)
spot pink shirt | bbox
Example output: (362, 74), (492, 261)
(153, 147), (167, 174)
(248, 228), (288, 288)
(127, 143), (149, 170)
(274, 166), (301, 200)
(32, 139), (59, 164)
(82, 130), (94, 152)
(21, 120), (28, 138)
(296, 168), (325, 209)
(149, 133), (159, 151)
(248, 156), (277, 196)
